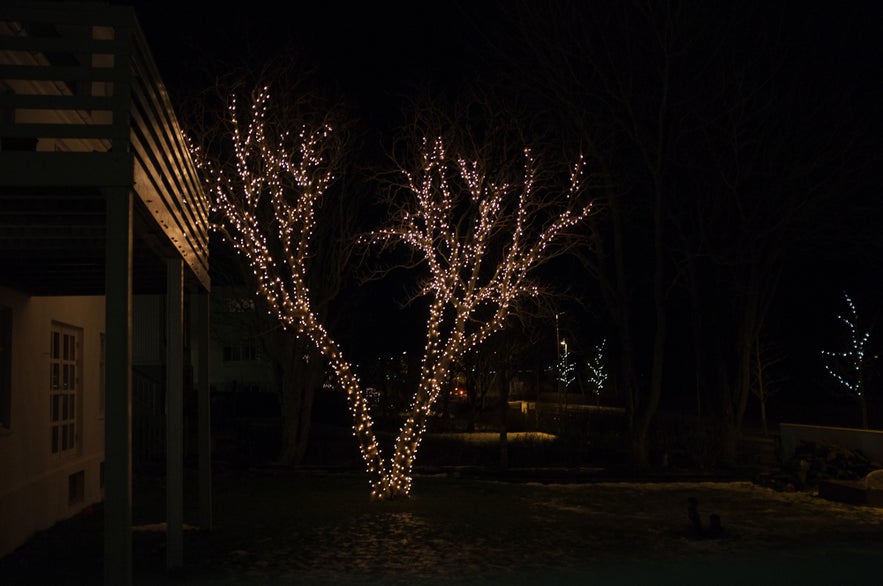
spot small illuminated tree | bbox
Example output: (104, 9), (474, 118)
(557, 339), (576, 391)
(194, 89), (592, 499)
(587, 338), (607, 405)
(821, 291), (871, 429)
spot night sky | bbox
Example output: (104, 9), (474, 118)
(121, 1), (883, 424)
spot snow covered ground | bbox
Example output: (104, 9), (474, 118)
(149, 471), (883, 585)
(3, 471), (882, 585)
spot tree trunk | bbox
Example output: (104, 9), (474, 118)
(860, 389), (869, 430)
(754, 341), (768, 436)
(719, 280), (761, 466)
(628, 172), (668, 471)
(499, 378), (510, 470)
(715, 362), (737, 468)
(760, 397), (768, 437)
(276, 337), (321, 467)
(629, 424), (650, 470)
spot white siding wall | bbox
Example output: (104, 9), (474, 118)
(0, 287), (105, 557)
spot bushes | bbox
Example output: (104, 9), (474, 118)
(650, 413), (724, 471)
(783, 439), (881, 489)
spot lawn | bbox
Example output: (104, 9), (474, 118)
(2, 466), (882, 585)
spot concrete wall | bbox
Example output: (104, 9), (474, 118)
(0, 287), (105, 557)
(779, 422), (883, 465)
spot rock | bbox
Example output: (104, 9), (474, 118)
(687, 497), (724, 539)
(687, 496), (703, 536)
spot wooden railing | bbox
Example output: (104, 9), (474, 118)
(0, 1), (209, 290)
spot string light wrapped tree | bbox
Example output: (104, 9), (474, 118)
(194, 89), (593, 499)
(821, 291), (871, 429)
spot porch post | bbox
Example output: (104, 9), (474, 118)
(165, 258), (184, 568)
(194, 291), (213, 529)
(104, 187), (133, 586)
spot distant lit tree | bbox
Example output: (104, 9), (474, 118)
(557, 339), (576, 392)
(194, 89), (592, 499)
(587, 338), (607, 405)
(821, 291), (871, 429)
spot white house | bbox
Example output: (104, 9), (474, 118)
(0, 290), (106, 558)
(0, 3), (211, 584)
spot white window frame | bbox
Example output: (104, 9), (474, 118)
(50, 322), (81, 456)
(98, 332), (105, 419)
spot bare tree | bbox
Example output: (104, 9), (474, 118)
(487, 0), (702, 469)
(488, 1), (879, 469)
(455, 312), (542, 468)
(458, 346), (498, 432)
(751, 333), (786, 436)
(672, 4), (877, 461)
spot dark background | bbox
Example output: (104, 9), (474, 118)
(120, 0), (883, 427)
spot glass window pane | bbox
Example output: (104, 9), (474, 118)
(51, 426), (58, 453)
(70, 395), (75, 419)
(68, 424), (75, 448)
(62, 395), (68, 419)
(51, 364), (59, 390)
(61, 424), (68, 450)
(63, 334), (69, 361)
(52, 332), (59, 359)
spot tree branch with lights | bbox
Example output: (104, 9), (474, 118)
(365, 134), (592, 497)
(191, 87), (387, 493)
